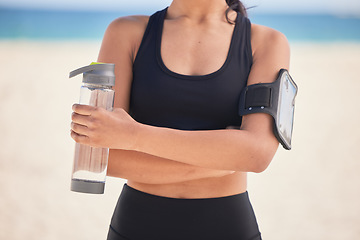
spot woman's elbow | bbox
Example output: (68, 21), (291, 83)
(246, 142), (279, 173)
(251, 157), (272, 173)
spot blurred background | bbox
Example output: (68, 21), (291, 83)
(0, 0), (359, 239)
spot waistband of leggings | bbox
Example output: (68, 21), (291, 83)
(123, 183), (249, 203)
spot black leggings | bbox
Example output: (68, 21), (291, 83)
(107, 184), (262, 240)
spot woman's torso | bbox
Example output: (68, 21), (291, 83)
(127, 8), (253, 198)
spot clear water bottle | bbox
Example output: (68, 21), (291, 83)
(69, 62), (115, 194)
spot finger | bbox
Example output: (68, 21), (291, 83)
(71, 130), (90, 145)
(72, 104), (95, 116)
(71, 122), (89, 136)
(71, 112), (91, 125)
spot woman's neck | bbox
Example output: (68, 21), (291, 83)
(167, 0), (232, 22)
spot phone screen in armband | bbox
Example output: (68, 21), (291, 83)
(276, 71), (297, 149)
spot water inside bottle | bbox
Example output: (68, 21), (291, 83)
(72, 143), (109, 182)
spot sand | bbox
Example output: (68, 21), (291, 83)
(0, 40), (359, 240)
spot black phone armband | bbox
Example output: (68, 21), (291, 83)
(239, 69), (298, 150)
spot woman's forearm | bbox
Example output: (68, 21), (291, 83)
(133, 126), (252, 171)
(132, 114), (278, 172)
(107, 149), (235, 184)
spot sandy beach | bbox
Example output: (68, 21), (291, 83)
(0, 40), (359, 240)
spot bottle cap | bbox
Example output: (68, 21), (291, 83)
(69, 62), (115, 86)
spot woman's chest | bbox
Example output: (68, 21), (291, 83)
(130, 66), (247, 130)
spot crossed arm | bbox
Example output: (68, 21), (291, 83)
(70, 18), (289, 184)
(106, 149), (235, 184)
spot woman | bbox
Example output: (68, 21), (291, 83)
(71, 0), (290, 239)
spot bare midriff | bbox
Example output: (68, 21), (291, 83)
(128, 172), (247, 199)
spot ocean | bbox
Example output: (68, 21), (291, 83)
(0, 7), (360, 42)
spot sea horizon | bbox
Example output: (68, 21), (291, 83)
(1, 7), (360, 42)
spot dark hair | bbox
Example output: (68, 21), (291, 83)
(225, 0), (247, 23)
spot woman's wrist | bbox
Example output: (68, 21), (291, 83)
(130, 121), (148, 152)
(131, 122), (174, 155)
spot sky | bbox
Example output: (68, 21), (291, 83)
(0, 0), (360, 16)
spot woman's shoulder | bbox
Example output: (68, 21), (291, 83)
(250, 23), (289, 57)
(100, 15), (150, 61)
(106, 15), (150, 39)
(246, 23), (290, 85)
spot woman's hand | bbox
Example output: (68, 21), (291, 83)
(70, 104), (139, 150)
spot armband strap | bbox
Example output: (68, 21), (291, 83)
(240, 81), (279, 119)
(245, 86), (271, 109)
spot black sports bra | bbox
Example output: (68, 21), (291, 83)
(130, 7), (253, 130)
